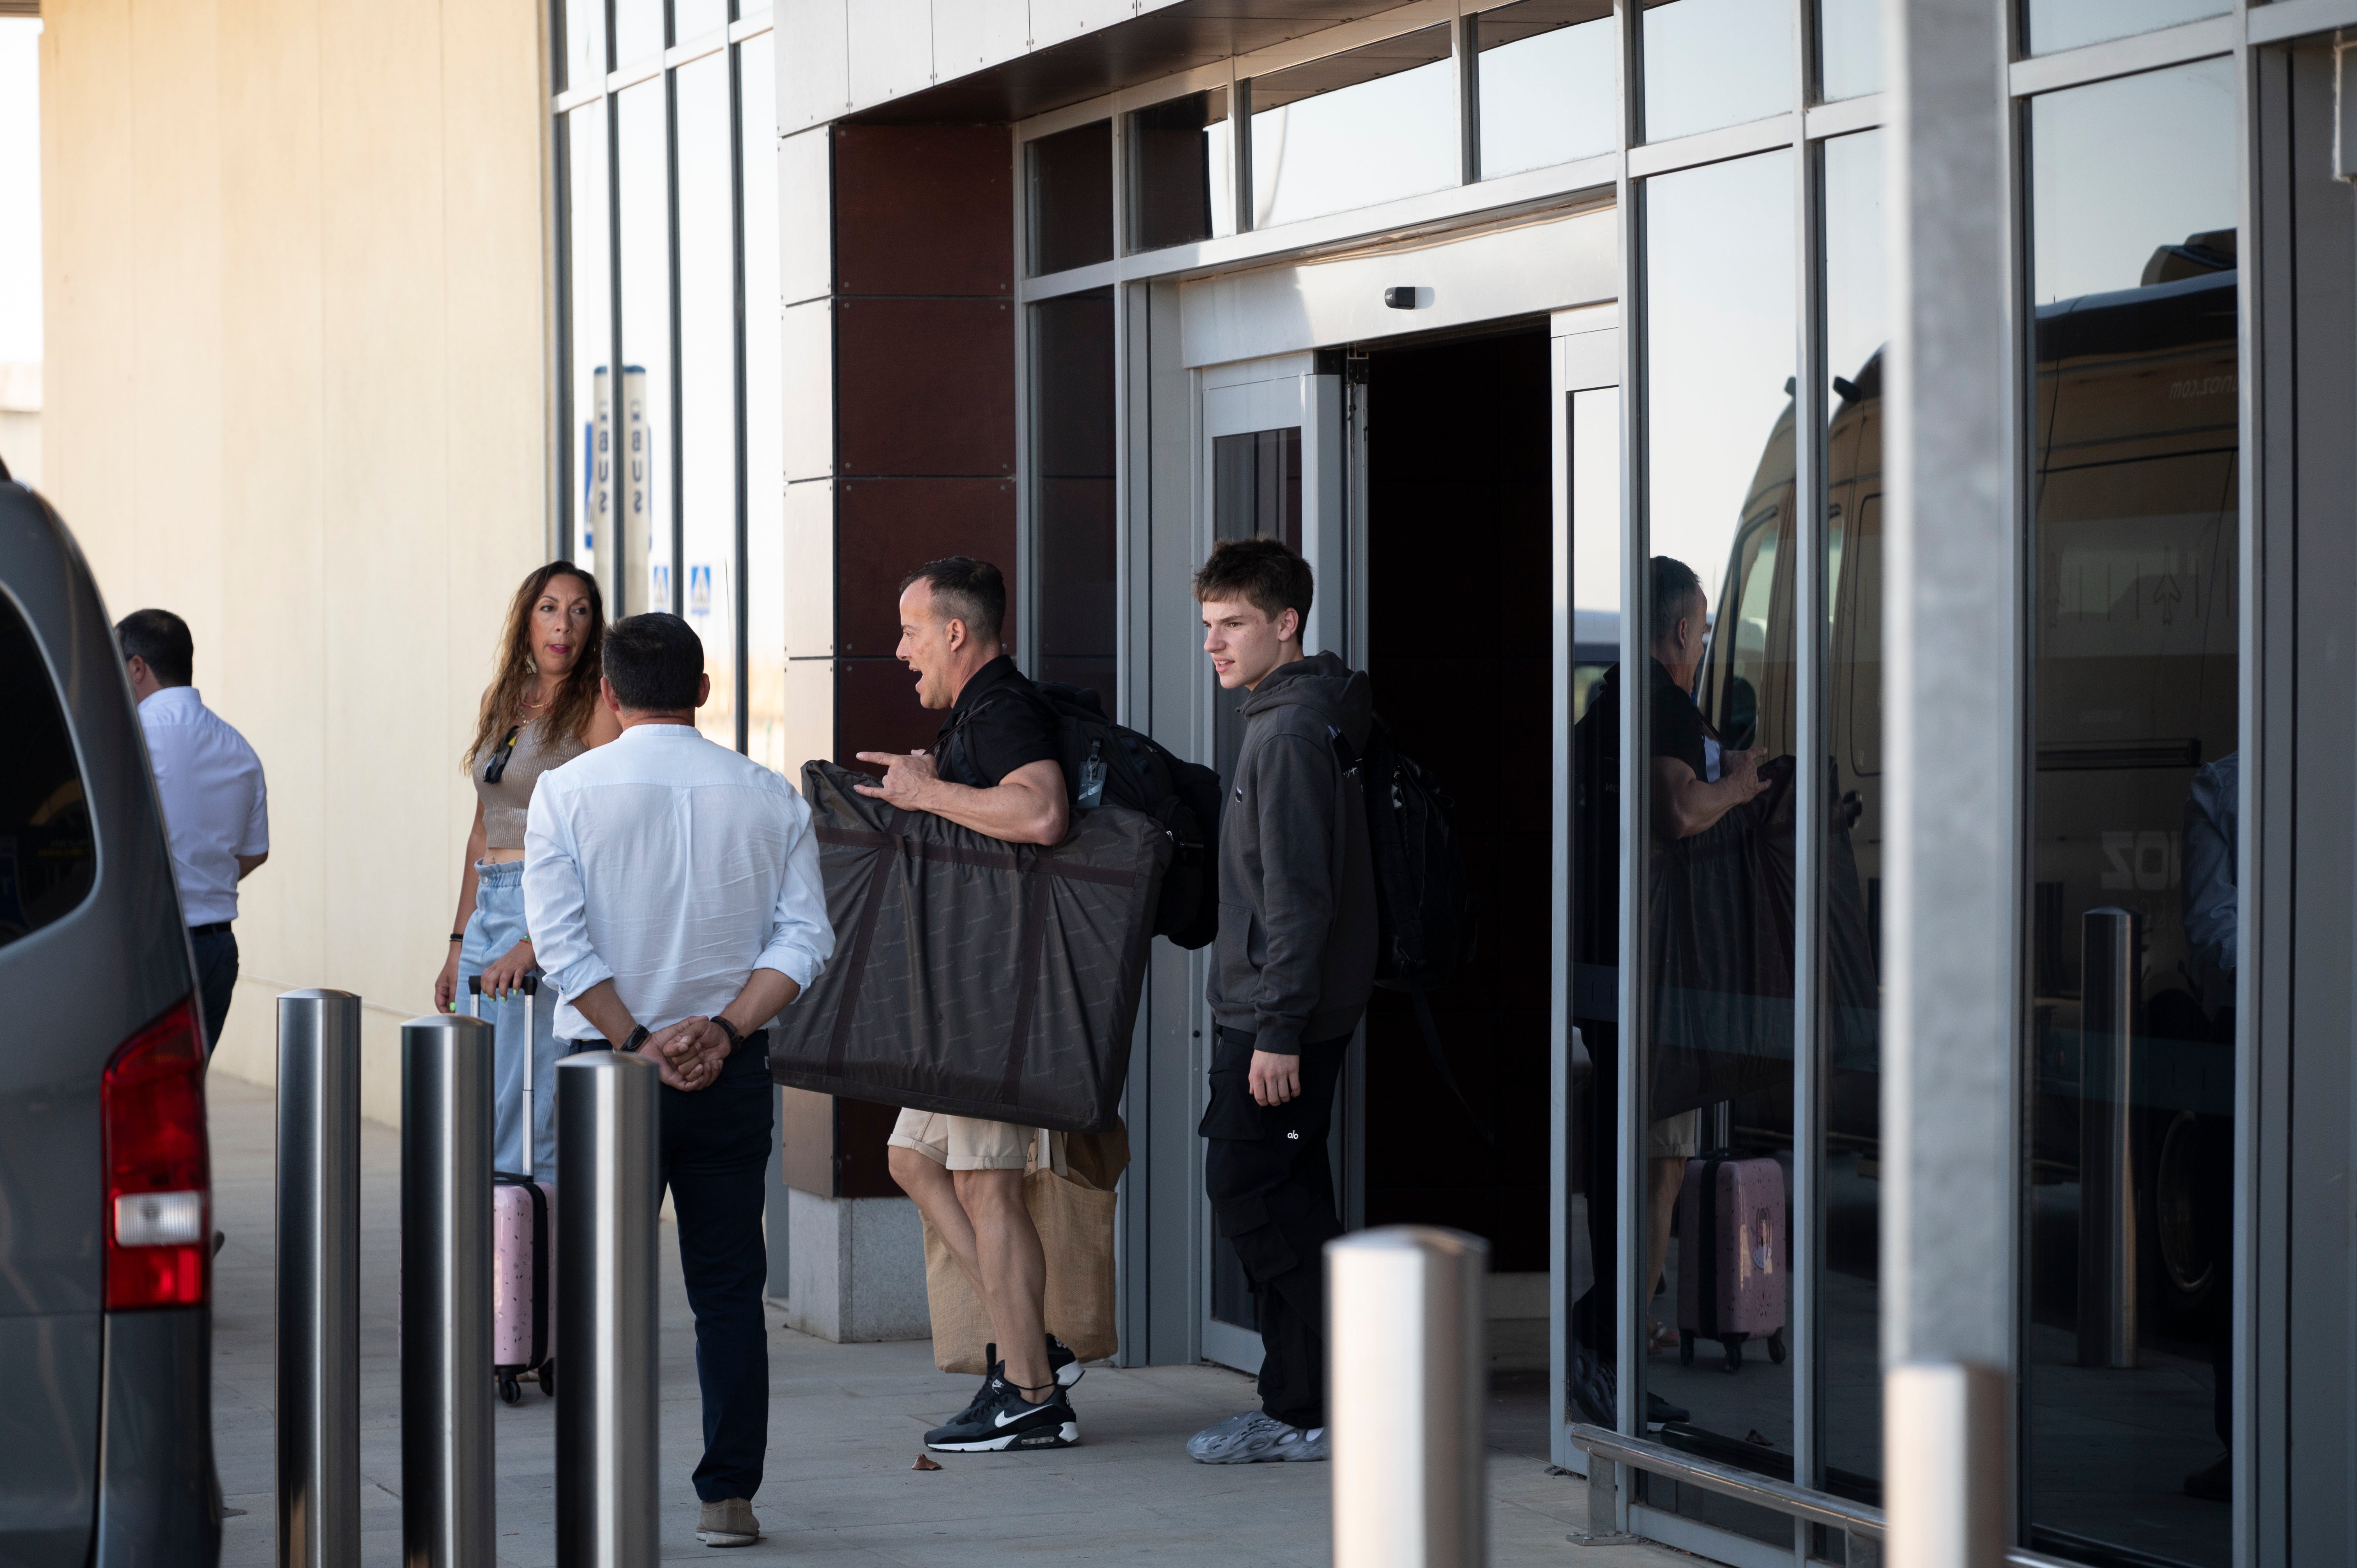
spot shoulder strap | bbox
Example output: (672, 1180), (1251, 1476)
(1412, 992), (1497, 1148)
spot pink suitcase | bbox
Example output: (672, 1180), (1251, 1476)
(470, 973), (556, 1404)
(1675, 1151), (1788, 1372)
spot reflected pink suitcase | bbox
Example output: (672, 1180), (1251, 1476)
(470, 974), (555, 1404)
(1675, 1151), (1788, 1373)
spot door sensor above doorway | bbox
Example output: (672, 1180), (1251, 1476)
(1383, 286), (1424, 309)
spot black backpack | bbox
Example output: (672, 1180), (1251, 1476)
(1336, 714), (1476, 992)
(942, 681), (1224, 951)
(1333, 716), (1489, 1141)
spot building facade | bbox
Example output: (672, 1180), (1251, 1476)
(39, 0), (2357, 1563)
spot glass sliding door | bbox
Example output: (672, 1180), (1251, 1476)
(1633, 146), (1798, 1549)
(2020, 56), (2239, 1568)
(1815, 126), (1887, 1510)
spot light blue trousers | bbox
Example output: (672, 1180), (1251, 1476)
(459, 859), (562, 1181)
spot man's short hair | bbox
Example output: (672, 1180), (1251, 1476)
(603, 613), (705, 711)
(1191, 537), (1314, 628)
(1649, 555), (1704, 639)
(898, 557), (1007, 644)
(116, 608), (195, 686)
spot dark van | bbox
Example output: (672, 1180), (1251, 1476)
(0, 473), (220, 1566)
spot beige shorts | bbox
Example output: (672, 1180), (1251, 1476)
(888, 1108), (1038, 1172)
(1648, 1109), (1701, 1160)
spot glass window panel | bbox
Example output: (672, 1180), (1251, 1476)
(1817, 0), (1881, 102)
(741, 42), (788, 773)
(674, 0), (728, 42)
(614, 0), (664, 65)
(565, 101), (613, 584)
(617, 81), (673, 620)
(1209, 426), (1302, 788)
(1638, 148), (1797, 1541)
(1475, 0), (1617, 178)
(560, 0), (606, 92)
(677, 52), (736, 750)
(1566, 384), (1621, 1427)
(1819, 126), (1886, 1505)
(1640, 0), (1793, 143)
(1249, 24), (1458, 230)
(0, 595), (98, 949)
(1028, 120), (1114, 277)
(1127, 88), (1233, 252)
(2027, 0), (2228, 57)
(2023, 57), (2237, 1568)
(1032, 289), (1117, 707)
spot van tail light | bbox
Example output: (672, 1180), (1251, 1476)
(102, 997), (210, 1310)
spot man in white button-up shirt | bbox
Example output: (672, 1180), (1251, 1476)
(523, 611), (832, 1550)
(119, 609), (269, 1054)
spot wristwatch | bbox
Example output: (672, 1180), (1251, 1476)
(711, 1016), (743, 1051)
(622, 1024), (651, 1053)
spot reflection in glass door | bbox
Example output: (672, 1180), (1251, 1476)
(1197, 359), (1339, 1374)
(2021, 57), (2239, 1568)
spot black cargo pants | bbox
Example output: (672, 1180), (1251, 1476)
(1201, 1027), (1353, 1431)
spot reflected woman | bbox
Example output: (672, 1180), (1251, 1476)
(434, 562), (622, 1180)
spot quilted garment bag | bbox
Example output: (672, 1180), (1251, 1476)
(770, 761), (1170, 1135)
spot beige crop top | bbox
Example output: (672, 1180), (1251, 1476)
(474, 717), (588, 851)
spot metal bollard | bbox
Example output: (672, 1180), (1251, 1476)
(556, 1050), (661, 1568)
(401, 1014), (497, 1567)
(1884, 1360), (2007, 1568)
(1329, 1226), (1488, 1568)
(2076, 907), (2139, 1370)
(276, 990), (362, 1568)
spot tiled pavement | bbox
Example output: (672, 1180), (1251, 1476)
(205, 1069), (1696, 1565)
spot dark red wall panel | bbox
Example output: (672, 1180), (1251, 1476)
(832, 124), (1013, 298)
(835, 297), (1016, 477)
(835, 655), (942, 768)
(837, 477), (1019, 657)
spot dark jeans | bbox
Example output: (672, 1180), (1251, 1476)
(1200, 1027), (1352, 1430)
(190, 925), (238, 1055)
(569, 1031), (775, 1501)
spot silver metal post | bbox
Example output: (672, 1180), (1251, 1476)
(1329, 1225), (1488, 1568)
(1883, 1361), (2007, 1568)
(2076, 908), (2140, 1369)
(275, 989), (362, 1568)
(401, 1014), (497, 1566)
(556, 1050), (661, 1568)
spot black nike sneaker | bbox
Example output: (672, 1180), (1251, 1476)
(924, 1376), (1080, 1453)
(961, 1335), (1083, 1417)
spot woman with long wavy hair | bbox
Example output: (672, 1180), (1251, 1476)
(435, 561), (622, 1180)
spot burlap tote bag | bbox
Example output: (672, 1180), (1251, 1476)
(922, 1125), (1126, 1374)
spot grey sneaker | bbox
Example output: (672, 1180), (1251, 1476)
(695, 1497), (760, 1547)
(1186, 1409), (1327, 1464)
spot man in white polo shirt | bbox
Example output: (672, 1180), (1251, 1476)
(118, 608), (269, 1054)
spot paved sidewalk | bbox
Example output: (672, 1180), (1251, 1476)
(206, 1070), (1693, 1565)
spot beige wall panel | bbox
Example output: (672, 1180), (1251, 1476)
(781, 475), (835, 657)
(43, 0), (550, 1119)
(779, 0), (850, 129)
(1028, 0), (1189, 48)
(781, 296), (834, 482)
(39, 0), (138, 590)
(316, 0), (458, 1119)
(928, 0), (1029, 82)
(127, 0), (224, 646)
(846, 0), (931, 109)
(125, 0), (223, 646)
(779, 125), (832, 306)
(778, 654), (835, 777)
(213, 0), (330, 1084)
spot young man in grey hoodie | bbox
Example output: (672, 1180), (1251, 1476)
(1186, 537), (1376, 1466)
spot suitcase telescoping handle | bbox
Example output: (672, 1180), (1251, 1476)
(465, 973), (544, 1181)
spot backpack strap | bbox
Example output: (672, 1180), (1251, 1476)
(1412, 992), (1498, 1149)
